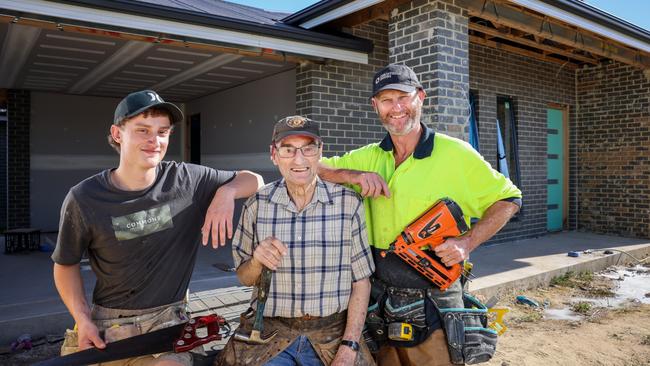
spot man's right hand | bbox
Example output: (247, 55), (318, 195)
(77, 319), (106, 350)
(252, 236), (288, 271)
(349, 171), (390, 198)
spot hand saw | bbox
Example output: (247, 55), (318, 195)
(35, 314), (228, 366)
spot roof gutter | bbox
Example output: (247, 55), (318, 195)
(0, 0), (372, 63)
(286, 0), (384, 29)
(282, 0), (352, 25)
(511, 0), (650, 53)
(541, 0), (650, 43)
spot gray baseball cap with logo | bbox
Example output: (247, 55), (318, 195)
(113, 90), (184, 125)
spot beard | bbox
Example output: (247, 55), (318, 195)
(382, 115), (419, 136)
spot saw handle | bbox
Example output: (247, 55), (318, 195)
(174, 314), (226, 352)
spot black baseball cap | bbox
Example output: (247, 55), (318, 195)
(372, 64), (423, 97)
(113, 90), (183, 125)
(272, 116), (321, 143)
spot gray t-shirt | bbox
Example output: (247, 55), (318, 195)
(52, 161), (236, 309)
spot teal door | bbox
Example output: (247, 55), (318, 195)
(547, 108), (564, 231)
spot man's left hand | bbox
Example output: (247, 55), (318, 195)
(331, 345), (357, 366)
(433, 236), (472, 266)
(202, 186), (236, 248)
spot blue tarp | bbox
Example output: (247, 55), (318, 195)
(496, 119), (510, 179)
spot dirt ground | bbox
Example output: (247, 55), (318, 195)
(484, 265), (650, 366)
(2, 265), (649, 366)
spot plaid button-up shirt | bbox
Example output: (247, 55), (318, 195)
(232, 178), (375, 318)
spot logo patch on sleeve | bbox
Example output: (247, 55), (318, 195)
(111, 205), (173, 241)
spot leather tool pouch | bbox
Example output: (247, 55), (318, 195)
(104, 324), (139, 343)
(438, 293), (497, 365)
(383, 287), (436, 347)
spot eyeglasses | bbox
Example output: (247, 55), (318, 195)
(275, 143), (321, 158)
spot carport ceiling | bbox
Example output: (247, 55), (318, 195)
(0, 22), (295, 102)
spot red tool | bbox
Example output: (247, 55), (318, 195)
(175, 314), (227, 352)
(381, 198), (469, 291)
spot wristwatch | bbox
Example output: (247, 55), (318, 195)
(340, 339), (360, 352)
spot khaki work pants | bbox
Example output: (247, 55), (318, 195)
(376, 329), (454, 366)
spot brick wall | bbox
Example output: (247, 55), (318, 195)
(0, 96), (6, 230)
(296, 20), (389, 156)
(469, 43), (576, 243)
(576, 62), (650, 238)
(389, 0), (470, 140)
(7, 90), (30, 229)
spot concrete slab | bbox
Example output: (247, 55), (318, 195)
(468, 231), (650, 297)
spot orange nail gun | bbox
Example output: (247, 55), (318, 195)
(380, 198), (469, 291)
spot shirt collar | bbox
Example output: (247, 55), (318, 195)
(268, 176), (333, 211)
(378, 123), (435, 159)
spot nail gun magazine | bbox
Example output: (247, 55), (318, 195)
(380, 198), (469, 290)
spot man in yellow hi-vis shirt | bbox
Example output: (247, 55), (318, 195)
(319, 64), (521, 366)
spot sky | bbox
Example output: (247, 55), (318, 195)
(583, 0), (650, 30)
(227, 0), (650, 31)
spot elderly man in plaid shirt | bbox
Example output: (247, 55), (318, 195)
(217, 116), (375, 366)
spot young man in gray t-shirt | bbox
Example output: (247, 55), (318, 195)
(52, 90), (263, 365)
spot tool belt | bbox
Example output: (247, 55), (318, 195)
(218, 310), (374, 366)
(363, 278), (440, 350)
(363, 278), (497, 364)
(271, 311), (347, 330)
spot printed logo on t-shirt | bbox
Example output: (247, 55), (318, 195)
(111, 204), (173, 241)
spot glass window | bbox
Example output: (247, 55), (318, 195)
(496, 96), (521, 188)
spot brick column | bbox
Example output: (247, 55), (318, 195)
(389, 0), (470, 140)
(296, 20), (389, 156)
(7, 89), (30, 229)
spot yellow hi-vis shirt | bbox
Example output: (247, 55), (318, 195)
(321, 126), (522, 250)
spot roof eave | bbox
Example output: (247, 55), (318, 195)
(58, 0), (373, 52)
(508, 0), (650, 54)
(540, 0), (650, 45)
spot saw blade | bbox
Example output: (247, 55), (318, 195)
(34, 322), (184, 366)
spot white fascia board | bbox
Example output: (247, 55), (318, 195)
(0, 0), (368, 64)
(300, 0), (384, 29)
(511, 0), (650, 53)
